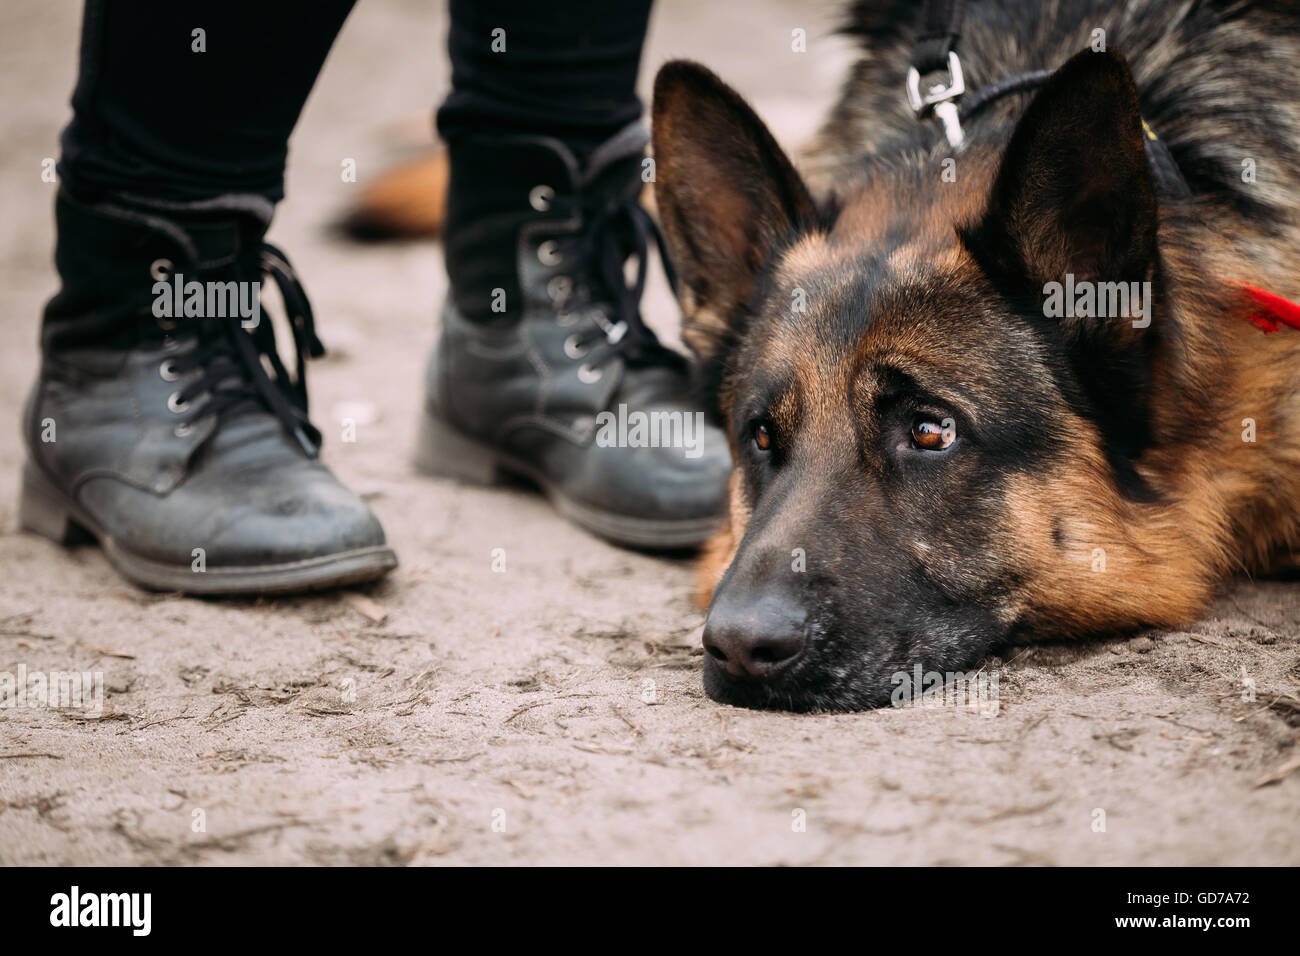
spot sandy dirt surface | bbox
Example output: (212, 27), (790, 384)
(1, 0), (1297, 866)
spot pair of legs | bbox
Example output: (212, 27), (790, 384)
(57, 1), (651, 204)
(24, 0), (728, 593)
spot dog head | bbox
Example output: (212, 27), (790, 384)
(652, 50), (1208, 711)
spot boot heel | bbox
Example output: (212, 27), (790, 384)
(413, 409), (503, 485)
(19, 462), (86, 545)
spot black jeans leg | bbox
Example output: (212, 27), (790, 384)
(436, 0), (654, 158)
(59, 0), (356, 206)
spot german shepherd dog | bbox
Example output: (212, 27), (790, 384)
(650, 0), (1300, 710)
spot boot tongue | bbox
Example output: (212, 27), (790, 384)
(124, 202), (324, 457)
(571, 126), (686, 374)
(177, 218), (247, 272)
(579, 123), (649, 200)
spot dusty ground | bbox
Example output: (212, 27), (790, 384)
(1, 0), (1297, 866)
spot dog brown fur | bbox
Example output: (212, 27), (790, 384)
(654, 0), (1300, 709)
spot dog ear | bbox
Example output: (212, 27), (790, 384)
(965, 49), (1162, 488)
(964, 49), (1158, 302)
(652, 60), (817, 361)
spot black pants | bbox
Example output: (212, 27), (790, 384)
(59, 0), (654, 205)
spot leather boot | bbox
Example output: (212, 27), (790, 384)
(416, 124), (730, 548)
(20, 189), (397, 594)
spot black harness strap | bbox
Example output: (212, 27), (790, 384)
(911, 0), (967, 74)
(959, 69), (1053, 118)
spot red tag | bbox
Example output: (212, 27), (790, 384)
(1236, 282), (1300, 334)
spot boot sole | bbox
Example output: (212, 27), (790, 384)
(413, 408), (720, 549)
(18, 461), (398, 596)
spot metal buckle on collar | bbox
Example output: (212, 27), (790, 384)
(906, 50), (966, 148)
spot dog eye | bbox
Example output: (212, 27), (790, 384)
(754, 423), (772, 452)
(911, 415), (956, 451)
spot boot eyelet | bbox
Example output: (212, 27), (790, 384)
(167, 392), (190, 413)
(537, 241), (563, 267)
(547, 275), (572, 304)
(174, 423), (194, 438)
(605, 320), (628, 344)
(577, 364), (603, 384)
(563, 334), (587, 360)
(150, 258), (173, 281)
(529, 185), (554, 212)
(159, 360), (180, 382)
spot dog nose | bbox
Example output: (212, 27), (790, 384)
(702, 592), (807, 680)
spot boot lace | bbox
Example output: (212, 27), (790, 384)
(548, 193), (685, 373)
(161, 242), (325, 456)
